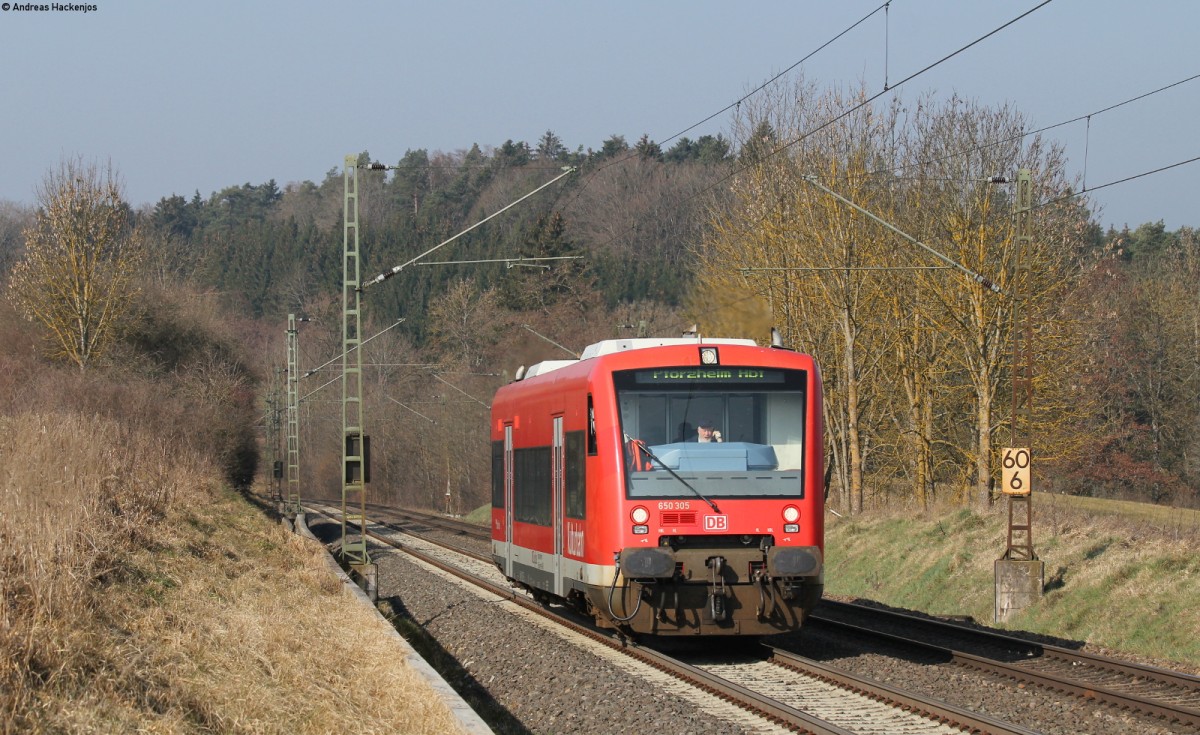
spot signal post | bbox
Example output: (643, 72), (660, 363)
(995, 169), (1044, 623)
(336, 156), (574, 600)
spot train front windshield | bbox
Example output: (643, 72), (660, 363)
(614, 366), (808, 499)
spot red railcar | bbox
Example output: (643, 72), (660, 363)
(490, 336), (824, 636)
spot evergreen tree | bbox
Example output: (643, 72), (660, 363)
(1114, 221), (1175, 262)
(595, 134), (629, 161)
(739, 121), (778, 164)
(494, 140), (532, 168)
(695, 134), (732, 164)
(499, 212), (590, 313)
(635, 134), (663, 161)
(391, 149), (432, 226)
(664, 137), (698, 163)
(150, 194), (199, 240)
(536, 130), (567, 161)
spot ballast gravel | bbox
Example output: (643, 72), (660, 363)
(306, 515), (1194, 735)
(770, 624), (1189, 735)
(306, 515), (766, 735)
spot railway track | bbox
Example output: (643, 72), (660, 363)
(384, 509), (1200, 730)
(380, 505), (1200, 731)
(809, 600), (1200, 731)
(361, 504), (1200, 732)
(312, 503), (1040, 734)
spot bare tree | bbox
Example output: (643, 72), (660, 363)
(427, 278), (507, 368)
(563, 156), (726, 266)
(0, 201), (32, 277)
(901, 98), (1089, 505)
(699, 81), (1093, 511)
(700, 80), (900, 513)
(8, 158), (143, 369)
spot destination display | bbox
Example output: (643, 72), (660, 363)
(633, 367), (789, 384)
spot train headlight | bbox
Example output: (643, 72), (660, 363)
(782, 505), (800, 523)
(632, 525), (649, 535)
(699, 346), (719, 365)
(630, 506), (650, 524)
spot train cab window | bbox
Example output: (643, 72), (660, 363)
(615, 366), (808, 499)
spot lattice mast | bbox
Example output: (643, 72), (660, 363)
(286, 314), (301, 516)
(1005, 169), (1035, 560)
(341, 155), (370, 568)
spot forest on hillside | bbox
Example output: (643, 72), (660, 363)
(2, 84), (1197, 515)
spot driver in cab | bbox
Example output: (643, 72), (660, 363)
(697, 419), (723, 443)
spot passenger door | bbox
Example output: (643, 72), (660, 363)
(552, 415), (564, 596)
(504, 424), (514, 578)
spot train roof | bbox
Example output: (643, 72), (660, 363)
(520, 337), (759, 381)
(579, 337), (757, 359)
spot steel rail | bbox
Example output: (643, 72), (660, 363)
(768, 647), (1040, 735)
(316, 503), (1042, 735)
(310, 504), (860, 735)
(810, 609), (1199, 729)
(362, 504), (1198, 729)
(369, 505), (488, 540)
(819, 599), (1200, 693)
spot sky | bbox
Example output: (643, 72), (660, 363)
(0, 0), (1196, 232)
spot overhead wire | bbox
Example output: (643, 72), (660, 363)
(727, 0), (1056, 184)
(638, 1), (891, 159)
(374, 1), (1189, 263)
(359, 0), (1188, 318)
(1037, 154), (1200, 212)
(572, 0), (1056, 260)
(572, 0), (1198, 261)
(558, 1), (893, 215)
(867, 71), (1200, 182)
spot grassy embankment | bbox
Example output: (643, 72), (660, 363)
(0, 294), (461, 734)
(823, 494), (1200, 671)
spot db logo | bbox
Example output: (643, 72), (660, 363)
(704, 515), (728, 531)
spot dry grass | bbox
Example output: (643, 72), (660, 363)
(1039, 491), (1200, 533)
(0, 408), (461, 734)
(0, 285), (464, 733)
(824, 495), (1200, 672)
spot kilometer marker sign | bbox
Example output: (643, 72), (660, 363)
(1001, 447), (1031, 496)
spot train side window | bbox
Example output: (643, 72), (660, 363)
(491, 440), (505, 508)
(514, 446), (552, 526)
(586, 395), (597, 456)
(566, 430), (586, 518)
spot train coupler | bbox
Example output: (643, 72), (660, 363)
(752, 568), (777, 618)
(778, 579), (798, 600)
(707, 556), (729, 622)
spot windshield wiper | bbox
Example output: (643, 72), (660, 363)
(628, 436), (721, 514)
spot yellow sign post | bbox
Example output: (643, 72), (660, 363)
(1001, 447), (1031, 496)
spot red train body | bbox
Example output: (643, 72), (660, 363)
(490, 337), (824, 636)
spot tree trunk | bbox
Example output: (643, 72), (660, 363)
(976, 373), (993, 506)
(843, 308), (863, 513)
